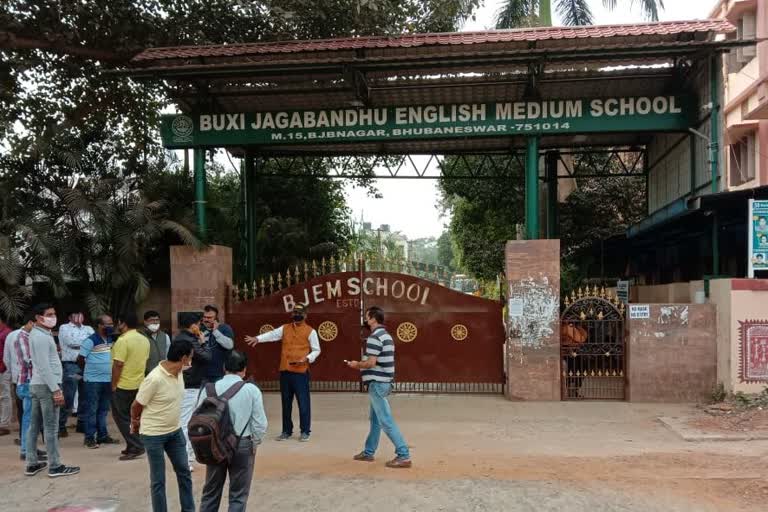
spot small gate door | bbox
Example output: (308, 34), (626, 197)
(560, 286), (626, 400)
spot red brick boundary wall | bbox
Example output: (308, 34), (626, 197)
(627, 304), (716, 402)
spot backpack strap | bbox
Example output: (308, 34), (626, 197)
(204, 382), (217, 398)
(220, 380), (246, 401)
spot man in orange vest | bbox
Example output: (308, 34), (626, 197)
(245, 304), (320, 442)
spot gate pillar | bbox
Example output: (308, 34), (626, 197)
(505, 239), (560, 400)
(170, 245), (232, 333)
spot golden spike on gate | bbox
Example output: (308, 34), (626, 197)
(311, 259), (318, 277)
(232, 284), (239, 304)
(588, 308), (594, 318)
(577, 287), (584, 299)
(579, 311), (586, 320)
(593, 284), (599, 297)
(260, 278), (265, 297)
(303, 262), (309, 281)
(321, 257), (327, 275)
(564, 296), (571, 308)
(618, 302), (626, 315)
(268, 275), (275, 294)
(277, 272), (283, 289)
(286, 268), (292, 286)
(330, 255), (336, 273)
(597, 310), (604, 320)
(600, 286), (606, 299)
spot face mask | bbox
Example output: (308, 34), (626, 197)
(103, 326), (114, 337)
(147, 323), (160, 333)
(292, 315), (304, 322)
(42, 316), (57, 329)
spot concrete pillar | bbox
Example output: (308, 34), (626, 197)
(170, 245), (232, 333)
(505, 239), (561, 400)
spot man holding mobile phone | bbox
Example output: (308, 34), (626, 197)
(346, 306), (412, 469)
(245, 303), (320, 442)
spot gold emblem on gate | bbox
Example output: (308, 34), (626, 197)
(450, 324), (469, 341)
(259, 324), (274, 335)
(396, 322), (418, 343)
(318, 321), (338, 342)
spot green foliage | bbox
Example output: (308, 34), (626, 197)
(710, 382), (727, 404)
(494, 0), (663, 28)
(2, 0), (481, 317)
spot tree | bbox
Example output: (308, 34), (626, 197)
(494, 0), (664, 28)
(2, 1), (483, 315)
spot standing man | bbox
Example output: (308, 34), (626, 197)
(200, 305), (234, 383)
(0, 315), (12, 436)
(78, 314), (120, 448)
(57, 310), (94, 436)
(346, 306), (412, 468)
(25, 303), (80, 477)
(131, 338), (196, 512)
(245, 303), (320, 442)
(0, 317), (12, 436)
(9, 314), (43, 460)
(198, 350), (267, 512)
(3, 319), (24, 442)
(141, 310), (171, 375)
(177, 312), (208, 471)
(111, 311), (150, 461)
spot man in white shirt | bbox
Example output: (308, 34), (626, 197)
(57, 311), (94, 436)
(3, 322), (24, 441)
(198, 350), (267, 512)
(245, 303), (320, 442)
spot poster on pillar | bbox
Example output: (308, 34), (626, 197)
(160, 96), (693, 148)
(749, 200), (768, 276)
(739, 320), (768, 383)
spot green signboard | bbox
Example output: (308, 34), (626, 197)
(160, 95), (692, 148)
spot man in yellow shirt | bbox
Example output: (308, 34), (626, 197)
(131, 338), (195, 512)
(111, 312), (150, 461)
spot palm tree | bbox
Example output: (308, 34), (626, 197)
(495, 0), (664, 28)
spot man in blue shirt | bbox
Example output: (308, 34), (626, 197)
(200, 305), (234, 383)
(78, 314), (120, 449)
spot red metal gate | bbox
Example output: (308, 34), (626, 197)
(227, 267), (504, 393)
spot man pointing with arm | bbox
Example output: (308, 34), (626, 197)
(245, 303), (320, 442)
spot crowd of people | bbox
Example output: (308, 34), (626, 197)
(0, 302), (412, 511)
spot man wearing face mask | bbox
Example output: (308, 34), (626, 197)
(78, 314), (120, 449)
(141, 311), (171, 375)
(177, 312), (208, 471)
(245, 303), (320, 442)
(25, 303), (80, 478)
(200, 305), (234, 383)
(57, 310), (94, 437)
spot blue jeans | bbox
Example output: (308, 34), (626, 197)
(84, 382), (111, 441)
(26, 384), (61, 467)
(279, 371), (311, 435)
(363, 381), (410, 459)
(141, 429), (195, 512)
(16, 383), (31, 456)
(59, 361), (85, 430)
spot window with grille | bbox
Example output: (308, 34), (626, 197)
(729, 133), (756, 186)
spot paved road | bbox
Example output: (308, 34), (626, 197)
(2, 395), (767, 511)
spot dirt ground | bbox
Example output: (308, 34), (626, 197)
(2, 394), (768, 512)
(689, 404), (768, 434)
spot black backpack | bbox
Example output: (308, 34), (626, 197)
(188, 381), (247, 465)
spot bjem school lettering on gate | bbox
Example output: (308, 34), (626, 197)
(160, 95), (691, 148)
(282, 277), (430, 312)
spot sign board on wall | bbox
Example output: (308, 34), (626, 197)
(616, 280), (630, 304)
(749, 199), (768, 277)
(160, 95), (692, 148)
(629, 304), (650, 319)
(739, 320), (768, 383)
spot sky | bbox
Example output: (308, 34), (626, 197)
(343, 0), (720, 239)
